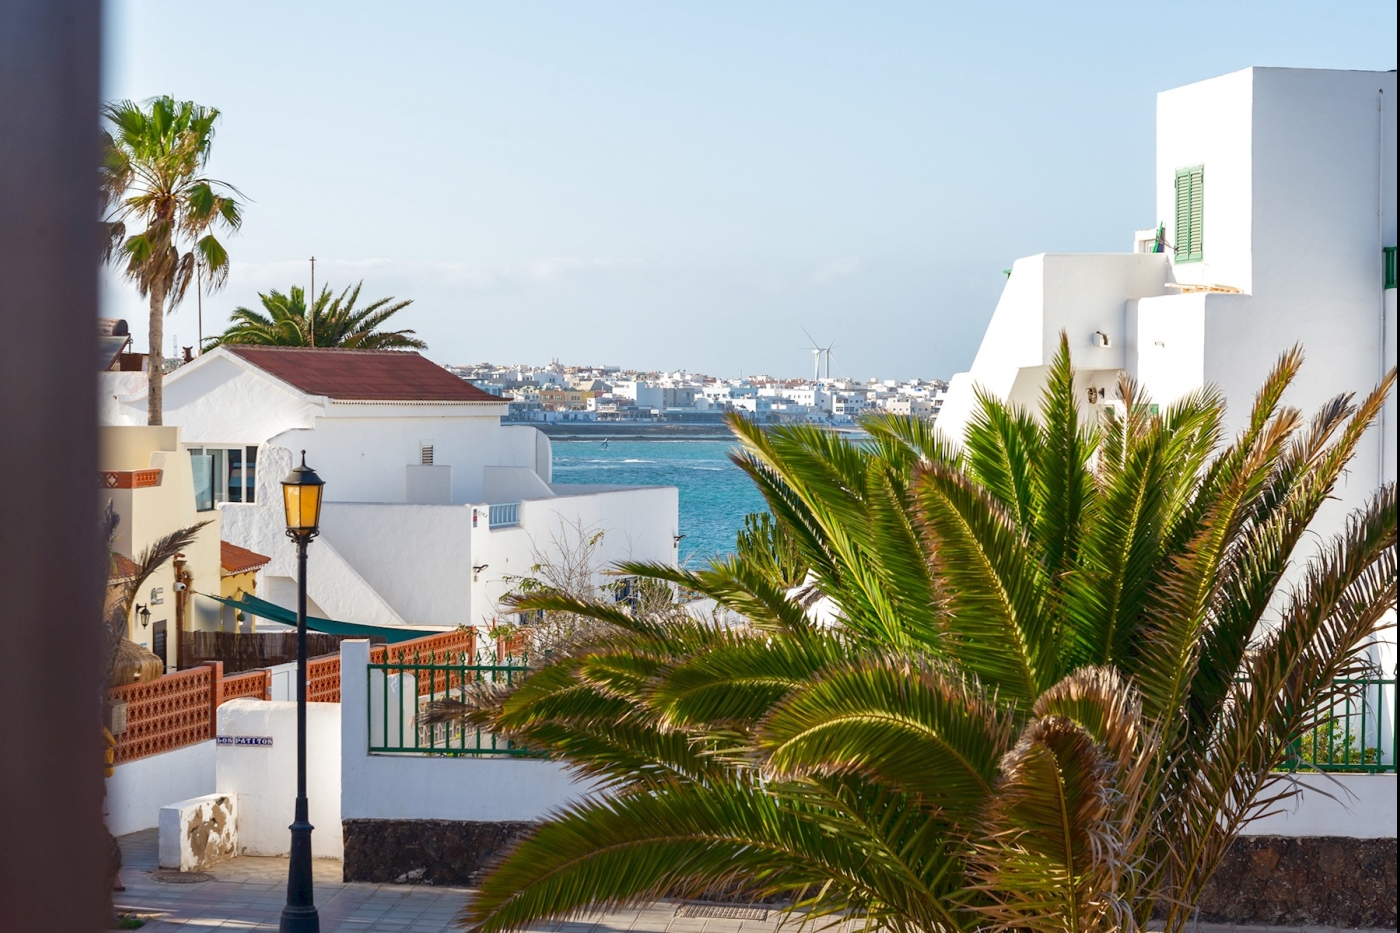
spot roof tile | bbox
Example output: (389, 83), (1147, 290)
(221, 541), (272, 575)
(225, 346), (503, 402)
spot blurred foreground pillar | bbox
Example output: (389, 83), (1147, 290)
(0, 0), (107, 929)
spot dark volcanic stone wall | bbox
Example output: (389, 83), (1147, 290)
(346, 819), (1397, 926)
(1199, 835), (1397, 928)
(342, 819), (536, 886)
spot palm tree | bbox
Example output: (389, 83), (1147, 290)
(440, 340), (1396, 933)
(207, 281), (425, 350)
(102, 96), (242, 425)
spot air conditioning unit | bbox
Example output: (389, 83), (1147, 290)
(1091, 331), (1112, 348)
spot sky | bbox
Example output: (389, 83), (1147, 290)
(101, 1), (1397, 380)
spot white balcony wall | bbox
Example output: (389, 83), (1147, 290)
(470, 484), (679, 629)
(316, 501), (474, 631)
(341, 641), (591, 823)
(483, 465), (554, 503)
(938, 253), (1168, 442)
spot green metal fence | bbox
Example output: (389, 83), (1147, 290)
(365, 651), (1395, 771)
(1286, 669), (1396, 774)
(367, 649), (538, 756)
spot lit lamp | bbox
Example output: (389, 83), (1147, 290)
(278, 450), (323, 933)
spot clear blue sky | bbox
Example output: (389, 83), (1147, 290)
(101, 1), (1397, 379)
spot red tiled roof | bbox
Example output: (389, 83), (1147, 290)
(110, 553), (140, 581)
(225, 346), (504, 403)
(221, 541), (272, 575)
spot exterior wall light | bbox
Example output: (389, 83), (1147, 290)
(137, 604), (150, 629)
(281, 450), (324, 540)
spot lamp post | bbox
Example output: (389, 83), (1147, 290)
(279, 450), (324, 933)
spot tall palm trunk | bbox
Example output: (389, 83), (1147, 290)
(147, 281), (165, 425)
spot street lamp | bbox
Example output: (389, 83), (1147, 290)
(279, 450), (324, 933)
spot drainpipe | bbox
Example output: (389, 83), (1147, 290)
(173, 553), (190, 669)
(1378, 87), (1387, 486)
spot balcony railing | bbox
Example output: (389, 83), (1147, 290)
(1279, 669), (1396, 774)
(367, 649), (537, 756)
(488, 502), (521, 529)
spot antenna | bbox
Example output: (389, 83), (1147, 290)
(309, 256), (316, 348)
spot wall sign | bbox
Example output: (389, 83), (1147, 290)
(217, 735), (273, 747)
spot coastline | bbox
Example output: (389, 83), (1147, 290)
(528, 422), (868, 441)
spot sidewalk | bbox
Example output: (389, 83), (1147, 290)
(114, 830), (791, 933)
(113, 831), (1388, 933)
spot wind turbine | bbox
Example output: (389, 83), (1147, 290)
(822, 339), (838, 380)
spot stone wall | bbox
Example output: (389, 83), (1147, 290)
(344, 819), (1397, 927)
(1200, 836), (1397, 928)
(342, 819), (535, 886)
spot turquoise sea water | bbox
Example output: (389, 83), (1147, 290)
(551, 439), (766, 565)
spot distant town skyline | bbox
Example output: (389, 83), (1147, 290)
(101, 1), (1397, 379)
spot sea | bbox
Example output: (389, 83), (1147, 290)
(550, 439), (767, 566)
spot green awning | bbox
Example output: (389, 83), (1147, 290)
(199, 592), (448, 644)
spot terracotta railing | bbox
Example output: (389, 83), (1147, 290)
(107, 662), (218, 764)
(106, 628), (481, 764)
(276, 628), (483, 704)
(496, 629), (530, 662)
(222, 669), (270, 702)
(371, 628), (480, 698)
(371, 627), (477, 666)
(307, 654), (342, 703)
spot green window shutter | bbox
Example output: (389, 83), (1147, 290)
(1175, 165), (1204, 262)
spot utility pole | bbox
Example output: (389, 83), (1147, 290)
(196, 259), (203, 353)
(309, 256), (315, 348)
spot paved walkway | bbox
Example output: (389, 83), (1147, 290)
(114, 831), (1387, 933)
(114, 830), (791, 933)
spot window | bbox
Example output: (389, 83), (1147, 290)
(189, 445), (258, 509)
(190, 452), (214, 511)
(420, 442), (435, 465)
(1175, 165), (1204, 262)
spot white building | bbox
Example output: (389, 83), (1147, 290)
(940, 67), (1397, 531)
(102, 346), (679, 633)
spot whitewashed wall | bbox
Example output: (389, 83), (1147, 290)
(937, 253), (1168, 442)
(269, 408), (507, 505)
(939, 66), (1397, 545)
(105, 740), (216, 837)
(134, 352), (320, 445)
(317, 500), (474, 630)
(1241, 773), (1397, 839)
(340, 641), (591, 822)
(1155, 68), (1255, 294)
(216, 699), (343, 859)
(471, 484), (679, 629)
